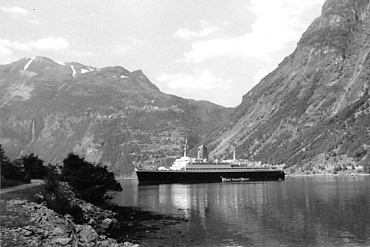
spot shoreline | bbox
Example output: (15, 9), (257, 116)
(286, 173), (370, 177)
(0, 183), (185, 247)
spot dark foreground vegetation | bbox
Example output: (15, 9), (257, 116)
(1, 144), (122, 202)
(0, 145), (184, 246)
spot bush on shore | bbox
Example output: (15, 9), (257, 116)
(38, 152), (123, 223)
(60, 153), (122, 206)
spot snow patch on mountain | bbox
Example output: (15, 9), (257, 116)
(24, 57), (35, 70)
(55, 61), (66, 66)
(71, 65), (77, 77)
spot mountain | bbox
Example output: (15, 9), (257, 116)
(203, 0), (370, 172)
(0, 56), (232, 177)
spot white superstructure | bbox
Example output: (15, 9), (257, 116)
(163, 144), (276, 172)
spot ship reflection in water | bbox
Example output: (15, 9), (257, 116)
(113, 176), (370, 246)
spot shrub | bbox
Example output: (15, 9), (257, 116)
(43, 164), (60, 193)
(42, 164), (85, 223)
(43, 188), (85, 224)
(60, 153), (122, 206)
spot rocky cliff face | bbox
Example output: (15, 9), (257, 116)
(204, 0), (370, 171)
(0, 57), (232, 176)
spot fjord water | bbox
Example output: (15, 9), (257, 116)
(113, 176), (370, 246)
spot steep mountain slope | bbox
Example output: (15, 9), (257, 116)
(0, 56), (232, 176)
(204, 0), (370, 172)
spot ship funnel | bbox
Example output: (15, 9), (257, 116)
(183, 145), (188, 157)
(198, 145), (209, 159)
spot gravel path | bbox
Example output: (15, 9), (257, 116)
(0, 180), (44, 195)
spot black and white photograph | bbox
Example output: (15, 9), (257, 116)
(1, 0), (370, 246)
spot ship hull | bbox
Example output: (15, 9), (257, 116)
(136, 169), (285, 185)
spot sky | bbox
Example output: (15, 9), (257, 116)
(0, 0), (325, 107)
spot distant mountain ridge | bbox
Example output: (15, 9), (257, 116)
(0, 56), (232, 176)
(203, 0), (370, 172)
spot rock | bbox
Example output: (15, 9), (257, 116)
(82, 204), (94, 212)
(99, 240), (110, 247)
(64, 213), (74, 221)
(34, 192), (44, 201)
(1, 194), (140, 247)
(52, 226), (65, 236)
(110, 243), (121, 247)
(29, 239), (40, 246)
(88, 218), (97, 226)
(100, 218), (113, 230)
(23, 229), (33, 236)
(79, 224), (98, 243)
(32, 216), (42, 223)
(75, 224), (84, 233)
(124, 241), (140, 247)
(53, 237), (72, 246)
(12, 199), (26, 205)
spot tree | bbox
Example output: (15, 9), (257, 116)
(21, 153), (49, 179)
(1, 145), (30, 187)
(60, 153), (122, 206)
(0, 144), (9, 166)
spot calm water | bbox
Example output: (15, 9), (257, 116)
(113, 176), (370, 247)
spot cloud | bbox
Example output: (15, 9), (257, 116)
(27, 19), (42, 25)
(157, 70), (230, 91)
(2, 37), (69, 51)
(112, 37), (142, 55)
(180, 0), (325, 63)
(0, 6), (29, 16)
(0, 39), (28, 51)
(0, 43), (12, 56)
(0, 37), (69, 63)
(112, 44), (132, 55)
(0, 6), (41, 25)
(29, 37), (69, 50)
(0, 40), (15, 64)
(0, 39), (32, 62)
(174, 21), (219, 39)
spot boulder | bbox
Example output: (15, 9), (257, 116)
(52, 226), (65, 236)
(22, 229), (33, 236)
(100, 218), (113, 230)
(99, 240), (110, 247)
(53, 237), (72, 246)
(79, 224), (98, 243)
(124, 241), (140, 247)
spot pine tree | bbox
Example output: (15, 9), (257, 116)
(0, 144), (10, 165)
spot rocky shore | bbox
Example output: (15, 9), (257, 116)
(0, 181), (186, 247)
(0, 198), (139, 247)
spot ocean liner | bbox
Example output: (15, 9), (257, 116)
(136, 145), (285, 184)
